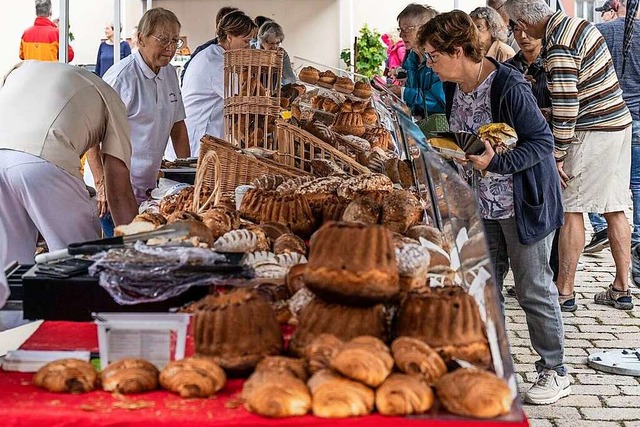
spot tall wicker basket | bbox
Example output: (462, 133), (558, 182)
(224, 49), (283, 150)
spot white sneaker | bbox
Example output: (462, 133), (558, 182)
(524, 370), (571, 405)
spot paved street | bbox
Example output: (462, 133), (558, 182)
(505, 226), (640, 426)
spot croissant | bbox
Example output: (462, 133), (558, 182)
(159, 357), (226, 398)
(304, 333), (343, 374)
(255, 356), (308, 381)
(243, 371), (311, 417)
(213, 229), (259, 253)
(435, 368), (513, 419)
(307, 369), (374, 418)
(391, 337), (447, 385)
(101, 358), (159, 394)
(33, 358), (98, 394)
(329, 336), (393, 387)
(375, 373), (434, 416)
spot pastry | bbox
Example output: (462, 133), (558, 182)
(101, 358), (159, 394)
(307, 369), (374, 418)
(113, 220), (157, 236)
(289, 298), (387, 356)
(259, 222), (291, 241)
(255, 356), (308, 381)
(391, 337), (447, 385)
(361, 106), (378, 125)
(395, 287), (492, 368)
(213, 229), (259, 253)
(33, 359), (98, 394)
(353, 81), (372, 99)
(363, 127), (393, 151)
(177, 219), (216, 247)
(333, 76), (355, 94)
(336, 173), (394, 202)
(330, 336), (393, 387)
(317, 70), (337, 88)
(332, 112), (365, 137)
(159, 357), (226, 398)
(304, 222), (400, 304)
(375, 373), (434, 416)
(435, 368), (513, 419)
(201, 207), (240, 239)
(304, 333), (343, 374)
(381, 190), (423, 234)
(341, 196), (381, 225)
(395, 243), (431, 293)
(273, 233), (306, 255)
(243, 371), (311, 417)
(193, 289), (282, 372)
(285, 263), (307, 294)
(299, 66), (320, 85)
(321, 98), (341, 114)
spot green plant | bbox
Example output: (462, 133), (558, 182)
(341, 24), (386, 78)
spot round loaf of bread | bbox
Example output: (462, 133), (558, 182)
(353, 81), (372, 99)
(381, 190), (424, 234)
(299, 66), (320, 84)
(342, 196), (381, 225)
(333, 76), (355, 94)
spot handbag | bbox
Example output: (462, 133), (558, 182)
(416, 70), (449, 136)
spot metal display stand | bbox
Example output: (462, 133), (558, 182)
(588, 349), (640, 376)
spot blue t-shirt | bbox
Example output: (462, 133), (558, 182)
(95, 41), (132, 77)
(596, 18), (640, 120)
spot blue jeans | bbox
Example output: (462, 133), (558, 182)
(484, 217), (566, 376)
(588, 120), (640, 245)
(100, 212), (115, 238)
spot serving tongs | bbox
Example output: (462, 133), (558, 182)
(34, 221), (193, 264)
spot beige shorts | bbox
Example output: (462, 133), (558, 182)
(562, 127), (632, 213)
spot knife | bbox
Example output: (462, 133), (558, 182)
(34, 221), (193, 264)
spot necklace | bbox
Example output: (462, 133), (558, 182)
(476, 59), (484, 87)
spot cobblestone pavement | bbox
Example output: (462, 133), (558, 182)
(504, 236), (640, 426)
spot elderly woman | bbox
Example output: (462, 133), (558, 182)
(389, 3), (445, 118)
(181, 11), (257, 154)
(470, 7), (515, 61)
(103, 8), (190, 205)
(417, 11), (569, 405)
(256, 20), (296, 86)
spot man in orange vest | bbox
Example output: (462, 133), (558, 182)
(19, 0), (74, 62)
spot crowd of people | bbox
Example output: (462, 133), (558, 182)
(2, 0), (640, 410)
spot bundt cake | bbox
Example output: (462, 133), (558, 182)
(332, 112), (365, 137)
(259, 192), (317, 239)
(193, 289), (283, 372)
(395, 287), (491, 368)
(363, 127), (393, 151)
(289, 298), (387, 356)
(304, 222), (399, 304)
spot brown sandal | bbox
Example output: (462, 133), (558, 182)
(594, 285), (633, 310)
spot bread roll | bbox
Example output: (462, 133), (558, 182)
(381, 190), (423, 234)
(435, 369), (513, 419)
(243, 371), (311, 417)
(307, 370), (374, 418)
(391, 337), (447, 385)
(375, 373), (434, 416)
(273, 234), (306, 255)
(342, 196), (381, 224)
(255, 356), (308, 381)
(101, 358), (159, 394)
(299, 66), (320, 84)
(33, 359), (98, 394)
(159, 357), (226, 398)
(330, 336), (393, 387)
(303, 333), (343, 374)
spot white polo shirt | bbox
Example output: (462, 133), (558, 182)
(104, 51), (186, 203)
(181, 43), (225, 154)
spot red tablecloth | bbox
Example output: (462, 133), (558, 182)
(0, 322), (529, 427)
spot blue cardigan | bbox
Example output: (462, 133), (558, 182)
(402, 50), (445, 117)
(443, 58), (563, 245)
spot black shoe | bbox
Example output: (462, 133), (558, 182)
(583, 229), (609, 254)
(506, 286), (517, 298)
(632, 245), (640, 288)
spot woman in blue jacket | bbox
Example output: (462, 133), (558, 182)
(418, 11), (570, 406)
(95, 23), (131, 77)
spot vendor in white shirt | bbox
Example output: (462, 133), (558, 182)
(181, 11), (256, 155)
(0, 61), (137, 265)
(103, 7), (190, 205)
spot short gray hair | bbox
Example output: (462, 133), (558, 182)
(258, 21), (285, 44)
(35, 0), (51, 17)
(397, 3), (438, 23)
(503, 0), (553, 26)
(470, 7), (509, 43)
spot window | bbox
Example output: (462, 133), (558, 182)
(575, 1), (596, 22)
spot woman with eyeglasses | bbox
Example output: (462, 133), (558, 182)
(388, 3), (445, 118)
(102, 7), (190, 208)
(417, 11), (568, 405)
(181, 11), (257, 154)
(470, 7), (515, 62)
(255, 20), (297, 86)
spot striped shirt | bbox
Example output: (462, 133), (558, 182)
(543, 11), (631, 149)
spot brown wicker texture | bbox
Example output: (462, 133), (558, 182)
(198, 135), (309, 193)
(275, 120), (370, 176)
(224, 49), (283, 150)
(192, 150), (221, 213)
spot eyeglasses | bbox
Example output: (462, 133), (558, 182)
(149, 34), (184, 50)
(261, 39), (281, 49)
(425, 49), (439, 64)
(397, 25), (418, 34)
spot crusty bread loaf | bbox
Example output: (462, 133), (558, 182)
(274, 233), (306, 256)
(341, 196), (381, 225)
(381, 190), (424, 234)
(299, 66), (320, 84)
(318, 70), (337, 88)
(353, 81), (372, 99)
(333, 76), (355, 94)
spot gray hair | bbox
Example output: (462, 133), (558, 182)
(503, 0), (553, 26)
(137, 7), (181, 38)
(397, 3), (438, 23)
(35, 0), (51, 17)
(470, 7), (509, 43)
(258, 21), (285, 44)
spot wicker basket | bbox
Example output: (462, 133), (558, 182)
(274, 120), (370, 176)
(224, 49), (284, 150)
(198, 135), (309, 193)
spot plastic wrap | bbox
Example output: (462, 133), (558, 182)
(89, 242), (253, 305)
